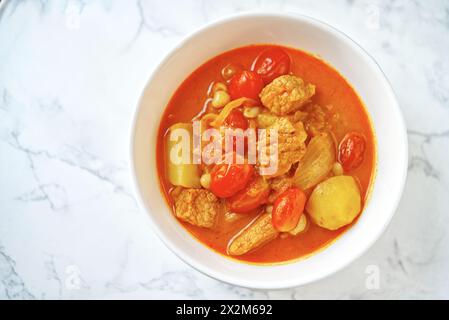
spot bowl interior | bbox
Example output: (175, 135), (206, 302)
(131, 14), (407, 289)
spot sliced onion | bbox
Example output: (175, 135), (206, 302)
(293, 133), (335, 190)
(210, 97), (255, 128)
(289, 214), (308, 236)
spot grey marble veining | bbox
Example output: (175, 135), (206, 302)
(0, 0), (448, 299)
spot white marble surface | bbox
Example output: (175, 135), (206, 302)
(0, 0), (448, 300)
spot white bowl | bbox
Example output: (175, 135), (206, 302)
(130, 13), (408, 289)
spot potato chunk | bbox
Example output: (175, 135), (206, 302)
(166, 123), (201, 188)
(174, 189), (220, 228)
(227, 213), (279, 256)
(259, 75), (315, 116)
(306, 176), (361, 230)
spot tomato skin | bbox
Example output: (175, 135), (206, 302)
(251, 47), (291, 84)
(228, 177), (270, 213)
(210, 163), (254, 198)
(272, 188), (306, 232)
(228, 71), (264, 100)
(338, 132), (366, 171)
(223, 109), (249, 155)
(223, 109), (248, 130)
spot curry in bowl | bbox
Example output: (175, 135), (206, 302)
(156, 45), (375, 264)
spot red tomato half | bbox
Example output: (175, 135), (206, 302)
(338, 132), (366, 171)
(272, 188), (306, 232)
(210, 163), (254, 198)
(223, 109), (248, 130)
(222, 109), (249, 155)
(251, 47), (291, 84)
(228, 177), (270, 213)
(228, 70), (264, 100)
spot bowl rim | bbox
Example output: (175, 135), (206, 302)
(129, 11), (408, 289)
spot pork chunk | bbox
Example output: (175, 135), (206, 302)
(174, 189), (220, 228)
(259, 75), (315, 116)
(303, 104), (331, 136)
(227, 213), (279, 256)
(258, 117), (307, 177)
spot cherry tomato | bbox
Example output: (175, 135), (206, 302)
(272, 188), (306, 232)
(338, 132), (366, 171)
(222, 109), (249, 155)
(210, 163), (254, 198)
(223, 109), (248, 130)
(228, 70), (264, 100)
(251, 47), (291, 84)
(228, 177), (270, 213)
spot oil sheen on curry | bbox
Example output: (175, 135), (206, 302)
(156, 45), (376, 264)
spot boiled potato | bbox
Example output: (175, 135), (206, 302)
(306, 176), (361, 230)
(166, 123), (201, 188)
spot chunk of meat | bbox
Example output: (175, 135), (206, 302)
(259, 75), (315, 115)
(303, 104), (332, 136)
(286, 110), (307, 123)
(174, 189), (220, 228)
(227, 213), (279, 256)
(258, 117), (307, 177)
(267, 116), (295, 133)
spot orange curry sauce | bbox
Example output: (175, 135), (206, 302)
(156, 45), (376, 264)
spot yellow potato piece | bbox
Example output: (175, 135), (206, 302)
(166, 123), (201, 188)
(306, 176), (361, 230)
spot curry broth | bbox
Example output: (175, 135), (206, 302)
(156, 44), (375, 264)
